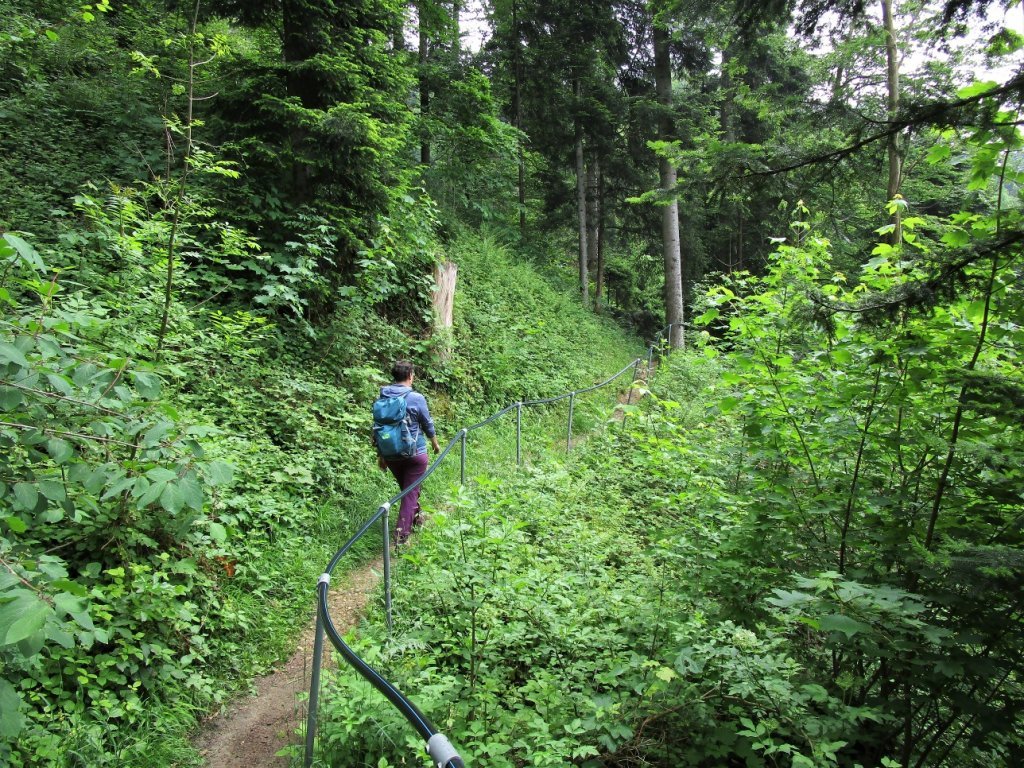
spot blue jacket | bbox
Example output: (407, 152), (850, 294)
(379, 384), (436, 456)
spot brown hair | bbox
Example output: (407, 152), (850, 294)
(391, 360), (415, 382)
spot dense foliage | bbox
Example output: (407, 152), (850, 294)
(1, 0), (1021, 766)
(0, 218), (637, 766)
(319, 172), (1021, 768)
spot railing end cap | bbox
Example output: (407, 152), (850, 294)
(426, 733), (461, 767)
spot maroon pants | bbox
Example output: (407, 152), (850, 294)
(385, 452), (428, 543)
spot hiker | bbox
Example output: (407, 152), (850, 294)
(372, 360), (441, 546)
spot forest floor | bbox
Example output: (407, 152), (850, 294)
(194, 558), (383, 768)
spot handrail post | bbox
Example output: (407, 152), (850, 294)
(566, 392), (575, 452)
(646, 344), (654, 379)
(381, 503), (393, 634)
(516, 402), (523, 466)
(625, 358), (640, 406)
(460, 429), (467, 485)
(305, 579), (329, 768)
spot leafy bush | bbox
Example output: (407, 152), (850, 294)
(315, 425), (876, 767)
(0, 234), (234, 764)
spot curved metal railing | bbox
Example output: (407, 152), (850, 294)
(304, 322), (684, 767)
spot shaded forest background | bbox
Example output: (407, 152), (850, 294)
(0, 0), (1022, 766)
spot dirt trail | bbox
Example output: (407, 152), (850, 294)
(195, 559), (383, 768)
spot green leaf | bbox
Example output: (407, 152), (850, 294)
(179, 474), (204, 511)
(130, 371), (163, 399)
(146, 467), (178, 483)
(101, 475), (135, 505)
(208, 521), (227, 544)
(655, 666), (677, 682)
(38, 480), (67, 502)
(941, 228), (971, 247)
(45, 373), (74, 396)
(51, 579), (88, 598)
(767, 589), (811, 609)
(160, 482), (185, 514)
(0, 386), (23, 409)
(831, 348), (852, 365)
(956, 80), (998, 99)
(54, 593), (87, 619)
(2, 234), (45, 271)
(5, 516), (27, 534)
(926, 144), (951, 164)
(46, 438), (74, 465)
(694, 308), (720, 325)
(818, 613), (872, 638)
(965, 300), (986, 324)
(203, 461), (234, 486)
(142, 421), (171, 447)
(46, 625), (75, 649)
(0, 342), (29, 368)
(13, 483), (38, 512)
(136, 480), (166, 509)
(17, 629), (45, 656)
(0, 678), (25, 738)
(0, 592), (51, 646)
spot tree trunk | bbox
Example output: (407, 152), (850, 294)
(418, 1), (431, 165)
(432, 261), (458, 329)
(432, 261), (458, 363)
(882, 0), (902, 244)
(596, 159), (606, 311)
(737, 206), (744, 272)
(575, 77), (589, 306)
(452, 0), (461, 56)
(586, 154), (599, 300)
(392, 9), (405, 51)
(654, 23), (684, 348)
(512, 0), (525, 235)
(157, 0), (201, 354)
(720, 43), (736, 143)
(282, 0), (323, 202)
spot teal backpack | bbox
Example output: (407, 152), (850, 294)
(372, 391), (417, 459)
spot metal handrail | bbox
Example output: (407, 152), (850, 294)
(304, 322), (681, 767)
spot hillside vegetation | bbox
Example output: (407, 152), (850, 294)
(2, 1), (1022, 766)
(0, 228), (637, 766)
(322, 206), (1024, 766)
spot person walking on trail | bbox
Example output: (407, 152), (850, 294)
(373, 360), (441, 546)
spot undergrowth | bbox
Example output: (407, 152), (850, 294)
(313, 353), (866, 768)
(0, 225), (641, 767)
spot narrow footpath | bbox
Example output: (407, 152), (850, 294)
(194, 560), (383, 768)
